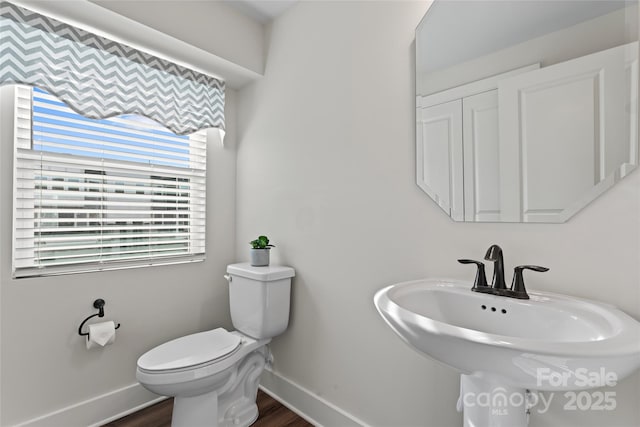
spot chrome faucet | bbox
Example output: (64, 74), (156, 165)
(484, 244), (507, 291)
(458, 244), (548, 300)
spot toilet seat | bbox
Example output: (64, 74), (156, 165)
(137, 328), (241, 373)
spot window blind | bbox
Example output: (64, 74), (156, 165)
(13, 86), (207, 277)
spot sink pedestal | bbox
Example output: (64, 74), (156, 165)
(458, 375), (529, 427)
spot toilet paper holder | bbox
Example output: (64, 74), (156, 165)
(78, 298), (121, 340)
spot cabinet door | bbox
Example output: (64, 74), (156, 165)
(498, 43), (632, 222)
(462, 90), (500, 222)
(416, 99), (464, 220)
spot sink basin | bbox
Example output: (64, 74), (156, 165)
(374, 278), (640, 391)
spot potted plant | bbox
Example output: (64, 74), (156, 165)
(249, 235), (275, 266)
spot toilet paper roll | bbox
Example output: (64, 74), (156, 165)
(86, 321), (116, 350)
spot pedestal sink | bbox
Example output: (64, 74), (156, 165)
(374, 279), (640, 426)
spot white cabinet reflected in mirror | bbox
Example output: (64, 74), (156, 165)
(416, 0), (639, 222)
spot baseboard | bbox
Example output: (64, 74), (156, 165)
(12, 383), (164, 427)
(13, 371), (366, 427)
(259, 368), (369, 427)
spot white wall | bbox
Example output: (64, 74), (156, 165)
(236, 2), (640, 426)
(0, 87), (238, 426)
(91, 0), (265, 76)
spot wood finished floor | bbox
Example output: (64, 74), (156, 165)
(102, 390), (313, 427)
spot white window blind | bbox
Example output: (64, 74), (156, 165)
(12, 86), (207, 278)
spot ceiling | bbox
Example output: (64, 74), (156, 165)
(225, 0), (298, 23)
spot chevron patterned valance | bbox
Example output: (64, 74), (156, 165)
(0, 2), (224, 135)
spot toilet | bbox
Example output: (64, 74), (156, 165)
(136, 263), (295, 427)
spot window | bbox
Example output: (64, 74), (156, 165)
(12, 86), (207, 277)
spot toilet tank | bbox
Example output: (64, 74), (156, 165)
(226, 263), (295, 339)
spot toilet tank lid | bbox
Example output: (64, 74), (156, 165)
(227, 262), (295, 281)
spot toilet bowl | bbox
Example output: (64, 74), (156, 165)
(136, 263), (294, 427)
(137, 329), (269, 427)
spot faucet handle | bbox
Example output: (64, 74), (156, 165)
(517, 265), (549, 273)
(458, 259), (489, 291)
(511, 265), (549, 299)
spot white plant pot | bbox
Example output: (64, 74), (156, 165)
(250, 248), (271, 266)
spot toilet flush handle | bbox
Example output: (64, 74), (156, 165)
(223, 274), (232, 282)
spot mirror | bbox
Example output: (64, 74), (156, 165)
(416, 1), (638, 222)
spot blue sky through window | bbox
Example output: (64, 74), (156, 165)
(32, 88), (192, 168)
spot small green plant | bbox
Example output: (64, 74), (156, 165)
(250, 235), (275, 249)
